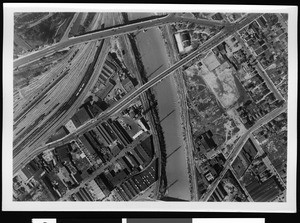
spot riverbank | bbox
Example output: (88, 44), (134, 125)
(122, 13), (168, 198)
(159, 24), (197, 200)
(126, 12), (191, 200)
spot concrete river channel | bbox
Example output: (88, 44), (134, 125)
(128, 13), (191, 200)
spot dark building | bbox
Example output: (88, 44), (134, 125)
(124, 181), (139, 196)
(196, 130), (218, 152)
(99, 60), (117, 84)
(233, 138), (258, 178)
(181, 31), (191, 42)
(209, 153), (226, 174)
(128, 178), (140, 194)
(98, 173), (114, 191)
(119, 184), (134, 200)
(121, 77), (135, 92)
(85, 101), (103, 117)
(125, 153), (141, 171)
(71, 106), (92, 128)
(73, 172), (83, 184)
(130, 150), (144, 166)
(140, 117), (150, 130)
(160, 196), (188, 201)
(242, 138), (258, 162)
(55, 144), (71, 162)
(96, 78), (116, 100)
(81, 131), (110, 163)
(211, 184), (228, 201)
(94, 124), (115, 145)
(21, 159), (42, 179)
(140, 135), (154, 158)
(94, 176), (111, 196)
(78, 187), (93, 201)
(41, 175), (60, 201)
(117, 157), (131, 173)
(79, 135), (97, 157)
(122, 156), (134, 171)
(134, 145), (150, 164)
(212, 13), (223, 20)
(107, 169), (128, 188)
(84, 131), (101, 150)
(110, 144), (122, 156)
(107, 119), (133, 146)
(74, 191), (84, 201)
(257, 16), (267, 28)
(246, 175), (284, 202)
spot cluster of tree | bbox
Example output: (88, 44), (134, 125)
(16, 13), (75, 48)
(14, 13), (48, 28)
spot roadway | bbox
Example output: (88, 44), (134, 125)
(13, 13), (263, 175)
(60, 12), (80, 41)
(13, 13), (229, 68)
(200, 103), (287, 201)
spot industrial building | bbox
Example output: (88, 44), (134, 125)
(246, 175), (285, 202)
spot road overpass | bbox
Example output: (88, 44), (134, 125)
(13, 13), (263, 174)
(13, 13), (228, 68)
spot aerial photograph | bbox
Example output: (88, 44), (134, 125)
(11, 9), (290, 203)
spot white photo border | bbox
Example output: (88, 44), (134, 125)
(2, 3), (298, 212)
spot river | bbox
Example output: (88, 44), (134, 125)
(128, 13), (191, 200)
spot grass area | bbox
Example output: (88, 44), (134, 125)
(233, 73), (250, 104)
(68, 13), (84, 37)
(14, 13), (75, 48)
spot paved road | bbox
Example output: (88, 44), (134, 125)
(13, 13), (229, 68)
(200, 104), (287, 201)
(60, 12), (80, 41)
(13, 13), (263, 175)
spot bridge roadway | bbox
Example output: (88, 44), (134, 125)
(13, 13), (227, 68)
(200, 104), (287, 201)
(13, 13), (263, 175)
